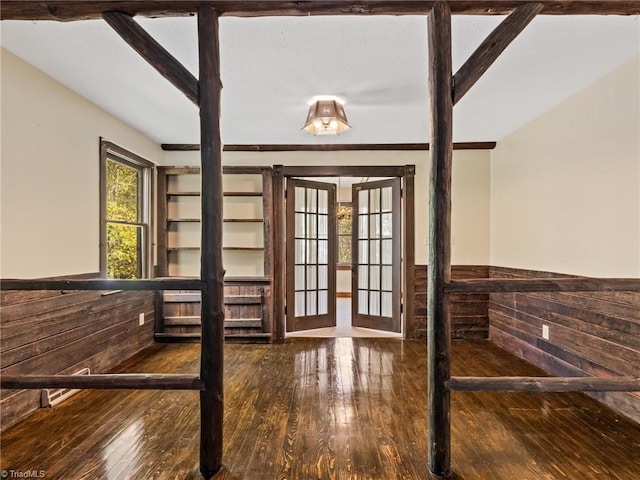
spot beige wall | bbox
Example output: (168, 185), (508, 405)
(164, 149), (492, 267)
(490, 56), (640, 277)
(1, 49), (162, 278)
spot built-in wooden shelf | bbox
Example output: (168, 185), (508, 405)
(223, 247), (265, 251)
(167, 218), (200, 222)
(167, 191), (200, 196)
(168, 247), (200, 251)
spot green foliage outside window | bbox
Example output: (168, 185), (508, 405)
(337, 203), (352, 264)
(106, 160), (141, 279)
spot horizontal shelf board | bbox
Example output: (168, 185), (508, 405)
(224, 192), (262, 197)
(168, 247), (200, 251)
(223, 247), (264, 251)
(167, 218), (200, 222)
(223, 218), (264, 222)
(167, 191), (200, 196)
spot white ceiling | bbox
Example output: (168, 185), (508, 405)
(1, 14), (639, 145)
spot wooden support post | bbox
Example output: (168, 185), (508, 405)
(198, 5), (224, 479)
(427, 2), (453, 479)
(272, 165), (285, 341)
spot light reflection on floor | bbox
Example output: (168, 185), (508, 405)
(286, 298), (402, 338)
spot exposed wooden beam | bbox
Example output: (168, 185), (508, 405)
(160, 142), (498, 151)
(102, 11), (199, 105)
(453, 2), (543, 105)
(445, 277), (640, 293)
(0, 278), (204, 291)
(427, 2), (453, 479)
(2, 1), (639, 21)
(448, 376), (640, 392)
(197, 5), (224, 479)
(1, 374), (204, 390)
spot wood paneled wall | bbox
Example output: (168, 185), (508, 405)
(1, 286), (155, 430)
(488, 266), (640, 423)
(414, 265), (489, 339)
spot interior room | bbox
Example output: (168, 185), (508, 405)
(1, 2), (639, 479)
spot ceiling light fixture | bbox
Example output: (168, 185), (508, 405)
(303, 96), (350, 136)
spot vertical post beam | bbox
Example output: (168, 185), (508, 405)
(403, 165), (416, 338)
(427, 2), (453, 479)
(272, 165), (285, 340)
(198, 5), (224, 479)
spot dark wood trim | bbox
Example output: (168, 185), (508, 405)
(282, 165), (408, 177)
(154, 289), (165, 334)
(427, 3), (453, 479)
(3, 1), (639, 21)
(156, 166), (168, 277)
(99, 140), (108, 277)
(103, 11), (199, 105)
(336, 264), (352, 271)
(262, 167), (274, 291)
(447, 376), (640, 392)
(1, 374), (204, 390)
(197, 5), (224, 478)
(0, 278), (204, 291)
(446, 278), (640, 293)
(102, 140), (155, 168)
(272, 165), (285, 341)
(161, 166), (287, 175)
(161, 142), (497, 151)
(453, 3), (543, 105)
(403, 165), (416, 339)
(336, 292), (352, 298)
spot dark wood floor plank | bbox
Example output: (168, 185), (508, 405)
(2, 339), (640, 479)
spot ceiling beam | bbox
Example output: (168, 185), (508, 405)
(160, 142), (497, 151)
(453, 2), (543, 105)
(103, 11), (199, 105)
(2, 1), (640, 21)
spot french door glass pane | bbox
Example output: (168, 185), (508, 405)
(370, 291), (381, 315)
(307, 265), (317, 290)
(358, 215), (368, 239)
(381, 292), (392, 317)
(381, 187), (392, 212)
(318, 189), (328, 214)
(295, 187), (305, 212)
(295, 240), (306, 263)
(318, 265), (328, 289)
(358, 266), (368, 289)
(307, 214), (317, 238)
(318, 240), (328, 264)
(295, 213), (306, 237)
(382, 239), (392, 264)
(381, 266), (392, 290)
(358, 240), (368, 264)
(306, 240), (317, 263)
(295, 292), (305, 317)
(370, 189), (380, 213)
(370, 265), (380, 290)
(318, 215), (328, 239)
(381, 213), (392, 238)
(370, 214), (380, 238)
(358, 190), (368, 214)
(295, 265), (305, 290)
(358, 290), (368, 314)
(370, 240), (380, 264)
(307, 291), (317, 315)
(318, 290), (328, 315)
(306, 189), (317, 213)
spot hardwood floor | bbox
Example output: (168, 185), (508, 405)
(1, 339), (639, 479)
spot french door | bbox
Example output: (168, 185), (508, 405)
(352, 178), (402, 332)
(285, 179), (337, 332)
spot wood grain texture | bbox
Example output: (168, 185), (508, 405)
(1, 374), (204, 390)
(102, 11), (199, 104)
(197, 6), (224, 477)
(0, 288), (155, 430)
(448, 376), (640, 392)
(415, 265), (490, 339)
(453, 2), (543, 104)
(161, 142), (498, 151)
(447, 277), (640, 293)
(488, 266), (640, 423)
(427, 3), (453, 477)
(2, 339), (640, 479)
(2, 1), (639, 21)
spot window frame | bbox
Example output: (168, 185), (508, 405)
(99, 139), (155, 279)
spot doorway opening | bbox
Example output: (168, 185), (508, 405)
(277, 166), (415, 339)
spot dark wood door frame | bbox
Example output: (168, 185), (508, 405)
(272, 165), (415, 340)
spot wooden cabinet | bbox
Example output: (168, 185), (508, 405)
(155, 166), (273, 343)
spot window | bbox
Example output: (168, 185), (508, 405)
(100, 140), (154, 279)
(337, 202), (352, 265)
